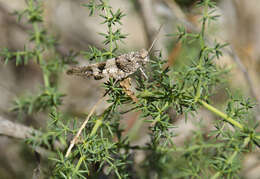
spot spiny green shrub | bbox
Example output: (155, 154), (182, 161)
(1, 0), (259, 178)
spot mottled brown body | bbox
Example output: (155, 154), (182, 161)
(67, 49), (149, 80)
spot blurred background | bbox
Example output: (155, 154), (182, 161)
(0, 0), (260, 178)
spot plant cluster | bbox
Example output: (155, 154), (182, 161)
(0, 0), (259, 178)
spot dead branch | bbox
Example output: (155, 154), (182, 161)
(0, 115), (63, 157)
(0, 116), (38, 139)
(65, 95), (106, 158)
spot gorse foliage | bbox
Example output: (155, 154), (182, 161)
(1, 0), (66, 120)
(1, 0), (260, 178)
(82, 0), (127, 60)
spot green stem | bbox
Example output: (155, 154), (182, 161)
(210, 137), (250, 179)
(196, 1), (209, 101)
(174, 143), (225, 153)
(201, 1), (208, 41)
(195, 79), (202, 102)
(109, 26), (113, 57)
(199, 100), (260, 140)
(33, 22), (50, 88)
(199, 1), (208, 50)
(211, 172), (221, 179)
(201, 19), (206, 47)
(43, 70), (50, 88)
(195, 49), (205, 102)
(33, 23), (41, 46)
(104, 7), (113, 58)
(199, 99), (243, 129)
(37, 52), (50, 88)
(90, 117), (103, 137)
(72, 155), (86, 177)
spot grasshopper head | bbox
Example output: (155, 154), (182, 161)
(139, 49), (149, 62)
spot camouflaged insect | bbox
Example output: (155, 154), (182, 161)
(66, 49), (149, 80)
(67, 25), (163, 80)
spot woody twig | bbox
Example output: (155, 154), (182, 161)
(0, 116), (38, 139)
(0, 116), (61, 157)
(65, 95), (106, 158)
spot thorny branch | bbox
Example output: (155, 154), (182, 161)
(161, 0), (260, 112)
(138, 0), (259, 108)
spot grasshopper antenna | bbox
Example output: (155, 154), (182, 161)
(147, 24), (164, 55)
(139, 24), (163, 81)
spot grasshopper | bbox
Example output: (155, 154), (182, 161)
(66, 25), (162, 81)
